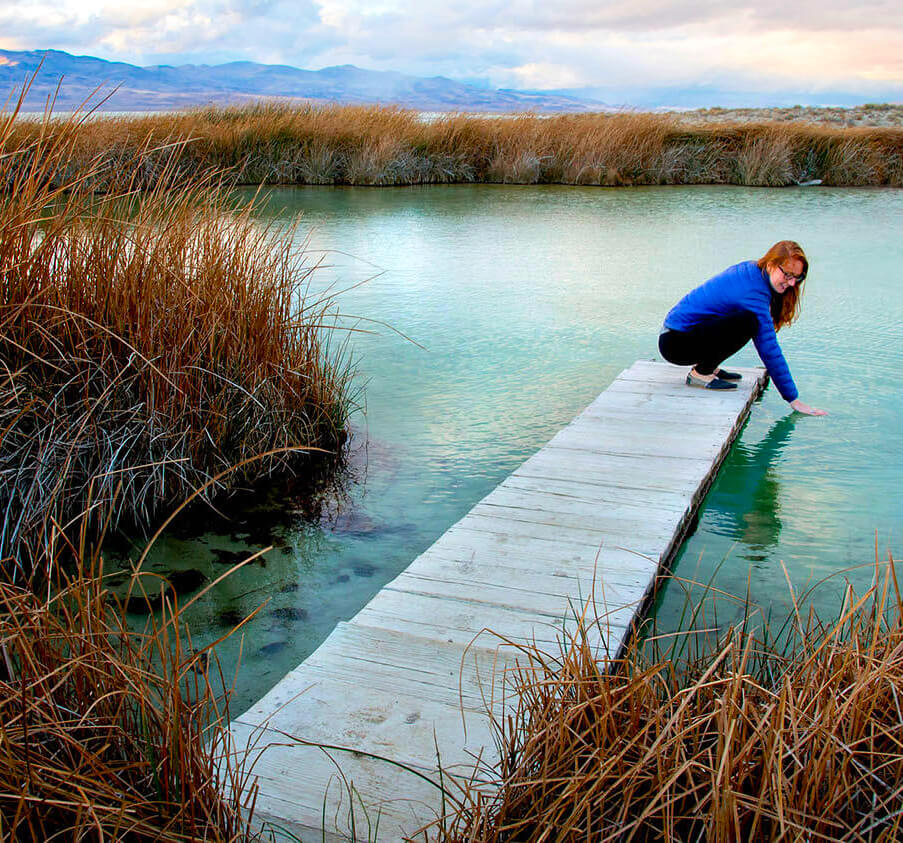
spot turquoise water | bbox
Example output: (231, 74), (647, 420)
(129, 185), (903, 713)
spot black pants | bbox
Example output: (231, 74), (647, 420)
(658, 312), (757, 375)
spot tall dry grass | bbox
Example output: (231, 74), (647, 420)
(446, 553), (903, 842)
(0, 508), (262, 841)
(1, 94), (352, 571)
(9, 103), (903, 187)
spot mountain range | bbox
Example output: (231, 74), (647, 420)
(0, 49), (606, 113)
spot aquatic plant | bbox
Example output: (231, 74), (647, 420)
(7, 102), (903, 188)
(444, 552), (903, 841)
(0, 509), (262, 841)
(0, 90), (352, 570)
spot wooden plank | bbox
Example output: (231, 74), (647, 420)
(386, 571), (642, 622)
(577, 397), (755, 423)
(234, 668), (498, 770)
(407, 552), (654, 600)
(228, 361), (767, 840)
(225, 725), (470, 841)
(439, 522), (669, 563)
(418, 540), (659, 582)
(500, 474), (692, 510)
(615, 360), (762, 384)
(512, 451), (714, 498)
(435, 522), (664, 564)
(547, 424), (731, 460)
(603, 377), (757, 399)
(355, 588), (632, 646)
(468, 501), (684, 542)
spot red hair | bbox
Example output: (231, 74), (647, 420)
(757, 240), (808, 331)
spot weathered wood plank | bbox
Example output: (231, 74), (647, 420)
(499, 474), (692, 510)
(436, 522), (664, 563)
(355, 587), (631, 646)
(228, 361), (767, 840)
(407, 552), (652, 600)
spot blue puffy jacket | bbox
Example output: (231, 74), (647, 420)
(663, 260), (798, 402)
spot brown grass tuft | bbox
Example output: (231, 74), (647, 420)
(0, 526), (259, 841)
(1, 90), (352, 570)
(447, 553), (903, 842)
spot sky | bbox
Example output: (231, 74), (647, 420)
(1, 0), (902, 100)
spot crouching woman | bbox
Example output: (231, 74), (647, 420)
(658, 240), (827, 416)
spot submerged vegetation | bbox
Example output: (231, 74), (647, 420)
(8, 102), (903, 188)
(0, 97), (351, 570)
(445, 553), (903, 842)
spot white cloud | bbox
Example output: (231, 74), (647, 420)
(1, 0), (901, 95)
(508, 62), (584, 90)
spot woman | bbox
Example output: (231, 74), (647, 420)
(658, 240), (827, 416)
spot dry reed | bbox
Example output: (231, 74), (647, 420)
(446, 553), (903, 842)
(1, 92), (352, 571)
(9, 103), (903, 188)
(0, 514), (260, 841)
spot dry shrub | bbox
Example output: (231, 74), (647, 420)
(652, 138), (729, 185)
(448, 553), (903, 842)
(0, 530), (258, 841)
(0, 93), (351, 567)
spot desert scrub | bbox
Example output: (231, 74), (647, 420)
(0, 99), (351, 571)
(445, 553), (903, 841)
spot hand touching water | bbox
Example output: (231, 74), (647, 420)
(790, 398), (828, 416)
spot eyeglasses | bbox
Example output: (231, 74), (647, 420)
(779, 265), (805, 284)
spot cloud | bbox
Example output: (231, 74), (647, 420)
(1, 0), (901, 97)
(0, 0), (328, 66)
(468, 0), (903, 34)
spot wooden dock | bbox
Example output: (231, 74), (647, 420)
(226, 360), (768, 841)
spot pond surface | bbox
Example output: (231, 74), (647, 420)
(126, 184), (903, 713)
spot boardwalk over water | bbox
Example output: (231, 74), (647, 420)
(227, 360), (768, 840)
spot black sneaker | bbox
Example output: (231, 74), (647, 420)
(686, 372), (738, 390)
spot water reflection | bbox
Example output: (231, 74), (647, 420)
(708, 414), (798, 561)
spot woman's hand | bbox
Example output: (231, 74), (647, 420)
(790, 398), (828, 416)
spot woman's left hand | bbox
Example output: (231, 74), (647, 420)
(790, 398), (828, 416)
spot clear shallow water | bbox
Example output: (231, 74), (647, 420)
(125, 185), (903, 713)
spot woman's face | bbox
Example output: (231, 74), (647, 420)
(768, 257), (805, 294)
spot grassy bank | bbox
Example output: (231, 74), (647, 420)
(8, 103), (903, 188)
(445, 554), (903, 841)
(1, 100), (352, 572)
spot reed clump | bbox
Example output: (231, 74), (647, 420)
(10, 103), (903, 187)
(448, 554), (903, 841)
(0, 511), (259, 841)
(0, 98), (351, 568)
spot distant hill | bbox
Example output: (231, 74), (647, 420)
(0, 49), (606, 113)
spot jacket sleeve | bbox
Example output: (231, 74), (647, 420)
(751, 308), (799, 402)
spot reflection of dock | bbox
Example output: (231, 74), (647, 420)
(228, 360), (768, 840)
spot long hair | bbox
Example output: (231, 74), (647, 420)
(757, 240), (808, 331)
